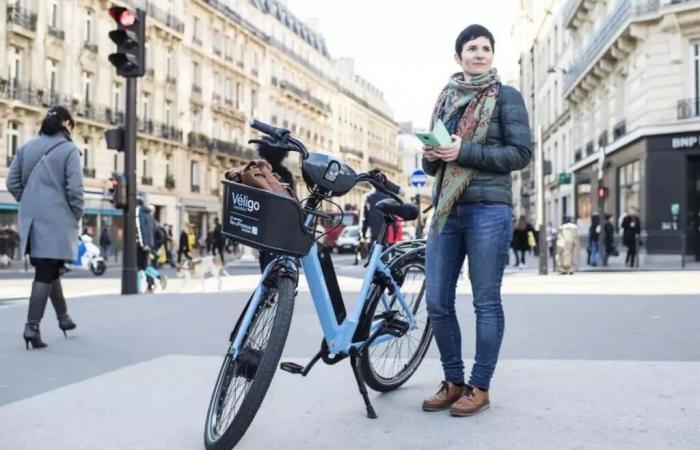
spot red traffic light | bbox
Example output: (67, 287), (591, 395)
(597, 186), (608, 199)
(109, 7), (137, 27)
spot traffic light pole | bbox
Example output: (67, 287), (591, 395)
(122, 77), (138, 294)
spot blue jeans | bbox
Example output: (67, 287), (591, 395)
(589, 241), (599, 264)
(425, 202), (512, 390)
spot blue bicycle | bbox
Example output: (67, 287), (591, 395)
(204, 120), (432, 450)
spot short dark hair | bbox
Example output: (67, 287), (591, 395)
(39, 105), (75, 136)
(455, 24), (495, 55)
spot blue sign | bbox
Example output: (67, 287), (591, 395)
(410, 169), (428, 188)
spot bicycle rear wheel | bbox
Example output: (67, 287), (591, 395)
(359, 254), (432, 392)
(204, 276), (295, 450)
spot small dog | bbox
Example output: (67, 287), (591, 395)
(176, 255), (223, 291)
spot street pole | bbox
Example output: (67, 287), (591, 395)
(415, 193), (423, 239)
(122, 77), (138, 294)
(536, 126), (547, 275)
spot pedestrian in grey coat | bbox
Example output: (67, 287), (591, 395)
(6, 106), (84, 349)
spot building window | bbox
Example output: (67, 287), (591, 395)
(9, 47), (21, 87)
(6, 122), (20, 164)
(166, 49), (173, 79)
(191, 161), (200, 191)
(250, 89), (257, 116)
(49, 0), (59, 28)
(142, 153), (149, 177)
(142, 93), (150, 123)
(618, 160), (641, 218)
(164, 101), (172, 127)
(166, 155), (172, 177)
(83, 138), (90, 169)
(193, 62), (201, 86)
(112, 82), (121, 114)
(690, 42), (700, 116)
(84, 9), (93, 44)
(236, 82), (242, 109)
(82, 71), (93, 107)
(47, 59), (58, 99)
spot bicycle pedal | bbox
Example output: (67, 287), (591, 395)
(280, 362), (304, 374)
(384, 318), (409, 337)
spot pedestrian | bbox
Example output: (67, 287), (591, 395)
(603, 213), (616, 266)
(178, 224), (193, 265)
(420, 25), (531, 416)
(136, 199), (166, 292)
(257, 140), (294, 272)
(588, 214), (601, 266)
(556, 217), (580, 274)
(212, 217), (226, 265)
(6, 106), (82, 349)
(511, 216), (532, 269)
(621, 207), (641, 267)
(99, 226), (112, 260)
(164, 224), (177, 268)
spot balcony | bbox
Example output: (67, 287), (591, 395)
(279, 79), (332, 114)
(192, 84), (202, 95)
(188, 131), (210, 149)
(166, 76), (177, 86)
(159, 124), (183, 141)
(7, 5), (37, 32)
(83, 167), (96, 178)
(208, 138), (257, 159)
(124, 0), (185, 34)
(83, 42), (98, 53)
(191, 185), (200, 193)
(47, 26), (65, 40)
(369, 156), (400, 172)
(236, 61), (244, 69)
(213, 47), (222, 57)
(193, 36), (203, 46)
(251, 68), (259, 77)
(613, 119), (627, 139)
(141, 176), (153, 186)
(165, 175), (176, 189)
(585, 141), (595, 156)
(340, 146), (364, 159)
(677, 98), (700, 120)
(598, 130), (609, 148)
(146, 68), (155, 78)
(225, 54), (233, 63)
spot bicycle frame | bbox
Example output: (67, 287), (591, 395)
(229, 240), (418, 359)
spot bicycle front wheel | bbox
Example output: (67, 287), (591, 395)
(359, 254), (432, 392)
(204, 276), (295, 450)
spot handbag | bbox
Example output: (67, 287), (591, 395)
(225, 160), (297, 201)
(527, 230), (536, 248)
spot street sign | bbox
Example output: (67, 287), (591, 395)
(557, 172), (571, 185)
(410, 169), (427, 188)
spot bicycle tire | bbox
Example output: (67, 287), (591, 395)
(359, 254), (432, 392)
(204, 276), (295, 450)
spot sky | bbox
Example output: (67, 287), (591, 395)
(287, 0), (521, 129)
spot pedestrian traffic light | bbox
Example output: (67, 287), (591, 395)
(597, 186), (608, 200)
(108, 6), (146, 78)
(109, 173), (127, 209)
(105, 127), (125, 152)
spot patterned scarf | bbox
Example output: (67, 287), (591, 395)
(429, 69), (501, 237)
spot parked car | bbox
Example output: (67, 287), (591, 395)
(335, 225), (360, 254)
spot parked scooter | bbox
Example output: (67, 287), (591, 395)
(68, 234), (107, 276)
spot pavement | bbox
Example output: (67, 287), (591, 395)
(1, 253), (700, 449)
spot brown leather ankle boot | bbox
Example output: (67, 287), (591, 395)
(450, 385), (490, 417)
(422, 381), (466, 411)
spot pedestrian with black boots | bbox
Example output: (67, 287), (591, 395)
(6, 106), (83, 349)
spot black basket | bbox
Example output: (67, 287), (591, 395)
(221, 180), (314, 257)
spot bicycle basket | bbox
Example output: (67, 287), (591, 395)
(221, 180), (314, 257)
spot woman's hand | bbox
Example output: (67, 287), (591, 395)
(433, 135), (462, 162)
(422, 145), (441, 162)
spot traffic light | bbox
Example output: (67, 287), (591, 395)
(597, 186), (608, 200)
(105, 127), (125, 151)
(109, 173), (127, 209)
(108, 6), (146, 78)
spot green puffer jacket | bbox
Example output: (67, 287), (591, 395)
(422, 84), (532, 206)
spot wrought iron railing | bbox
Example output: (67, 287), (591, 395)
(7, 5), (37, 31)
(47, 26), (65, 40)
(141, 176), (153, 185)
(83, 167), (96, 178)
(83, 42), (98, 53)
(613, 119), (627, 139)
(165, 175), (176, 189)
(677, 98), (700, 119)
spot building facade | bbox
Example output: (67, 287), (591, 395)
(564, 0), (700, 259)
(0, 0), (401, 253)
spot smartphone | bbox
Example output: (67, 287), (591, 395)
(415, 119), (452, 147)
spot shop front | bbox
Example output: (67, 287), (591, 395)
(573, 132), (700, 259)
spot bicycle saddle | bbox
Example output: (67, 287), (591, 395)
(375, 199), (419, 221)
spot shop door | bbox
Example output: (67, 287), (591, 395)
(690, 157), (700, 261)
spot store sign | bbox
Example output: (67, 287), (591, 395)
(557, 173), (572, 185)
(671, 136), (700, 149)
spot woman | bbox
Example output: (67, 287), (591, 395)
(6, 106), (83, 349)
(588, 214), (601, 266)
(511, 216), (532, 269)
(178, 224), (193, 265)
(420, 25), (531, 417)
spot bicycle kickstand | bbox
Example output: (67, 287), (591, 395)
(350, 354), (377, 419)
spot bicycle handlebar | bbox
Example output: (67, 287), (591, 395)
(248, 119), (309, 159)
(356, 170), (403, 204)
